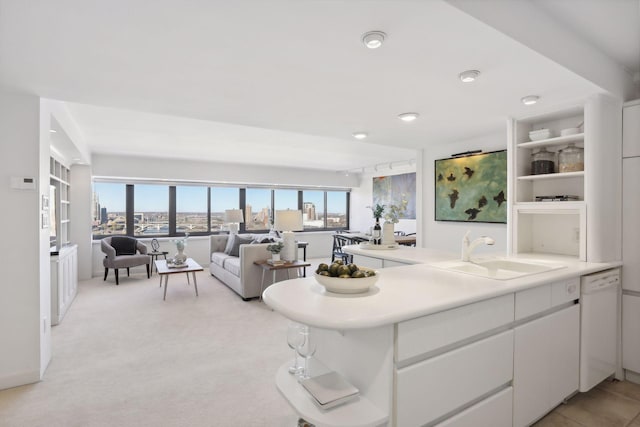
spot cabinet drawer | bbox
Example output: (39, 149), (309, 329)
(396, 330), (514, 427)
(515, 278), (579, 320)
(435, 387), (513, 427)
(396, 294), (513, 363)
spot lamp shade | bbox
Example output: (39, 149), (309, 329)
(274, 210), (303, 231)
(224, 209), (244, 223)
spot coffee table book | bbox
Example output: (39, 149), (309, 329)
(300, 371), (360, 410)
(267, 259), (286, 266)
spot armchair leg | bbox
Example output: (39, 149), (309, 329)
(146, 264), (150, 279)
(115, 269), (119, 285)
(104, 268), (108, 281)
(127, 267), (130, 277)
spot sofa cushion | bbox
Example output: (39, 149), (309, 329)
(227, 235), (253, 257)
(211, 252), (231, 267)
(224, 257), (241, 277)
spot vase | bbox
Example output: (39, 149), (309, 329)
(382, 222), (395, 245)
(174, 242), (187, 264)
(372, 218), (382, 245)
(272, 253), (281, 262)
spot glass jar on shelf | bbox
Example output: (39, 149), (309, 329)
(531, 148), (555, 175)
(558, 143), (584, 173)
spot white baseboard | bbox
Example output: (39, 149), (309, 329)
(0, 369), (41, 391)
(625, 369), (640, 384)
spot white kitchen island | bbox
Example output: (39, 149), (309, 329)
(263, 247), (620, 427)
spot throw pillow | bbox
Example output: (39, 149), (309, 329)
(223, 234), (236, 255)
(228, 236), (253, 257)
(111, 236), (137, 255)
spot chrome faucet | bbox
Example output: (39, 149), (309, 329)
(461, 231), (495, 262)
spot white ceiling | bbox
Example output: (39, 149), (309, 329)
(0, 0), (637, 171)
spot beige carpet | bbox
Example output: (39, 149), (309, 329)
(0, 262), (328, 427)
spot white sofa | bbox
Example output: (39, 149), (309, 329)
(209, 234), (278, 300)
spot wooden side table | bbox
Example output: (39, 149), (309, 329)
(254, 260), (311, 300)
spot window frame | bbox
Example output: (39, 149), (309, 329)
(91, 180), (350, 239)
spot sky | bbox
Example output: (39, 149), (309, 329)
(94, 183), (345, 213)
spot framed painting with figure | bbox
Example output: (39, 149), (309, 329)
(434, 150), (507, 223)
(372, 172), (416, 219)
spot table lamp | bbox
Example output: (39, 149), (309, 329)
(274, 210), (303, 262)
(224, 209), (244, 234)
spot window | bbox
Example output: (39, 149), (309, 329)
(176, 186), (208, 234)
(211, 187), (239, 232)
(134, 184), (169, 236)
(302, 191), (324, 229)
(245, 188), (271, 231)
(326, 191), (348, 228)
(92, 182), (127, 235)
(92, 181), (350, 238)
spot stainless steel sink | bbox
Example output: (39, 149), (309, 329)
(431, 258), (566, 280)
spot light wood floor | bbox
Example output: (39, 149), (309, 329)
(535, 380), (640, 426)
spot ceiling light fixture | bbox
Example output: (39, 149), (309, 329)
(362, 31), (386, 49)
(459, 70), (480, 83)
(398, 112), (419, 122)
(521, 95), (540, 106)
(49, 129), (57, 133)
(352, 132), (368, 140)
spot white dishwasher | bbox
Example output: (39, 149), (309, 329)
(580, 268), (620, 392)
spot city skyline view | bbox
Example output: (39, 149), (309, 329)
(92, 183), (347, 236)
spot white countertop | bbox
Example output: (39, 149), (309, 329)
(263, 248), (620, 330)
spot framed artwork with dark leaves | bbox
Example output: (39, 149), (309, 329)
(434, 150), (507, 223)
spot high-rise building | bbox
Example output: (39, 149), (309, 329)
(100, 207), (107, 224)
(303, 202), (316, 221)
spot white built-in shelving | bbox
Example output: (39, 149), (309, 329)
(50, 157), (71, 247)
(508, 94), (622, 263)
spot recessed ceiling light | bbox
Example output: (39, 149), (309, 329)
(398, 112), (419, 122)
(362, 31), (386, 49)
(459, 70), (480, 83)
(49, 129), (57, 133)
(352, 132), (368, 140)
(521, 95), (540, 105)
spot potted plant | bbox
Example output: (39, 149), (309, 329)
(382, 199), (408, 244)
(266, 241), (284, 262)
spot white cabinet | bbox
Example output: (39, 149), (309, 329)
(435, 387), (513, 427)
(51, 244), (78, 326)
(396, 330), (514, 427)
(623, 157), (640, 292)
(508, 94), (622, 263)
(623, 100), (640, 158)
(623, 295), (640, 373)
(513, 305), (580, 427)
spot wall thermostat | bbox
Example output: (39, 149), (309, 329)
(10, 176), (37, 190)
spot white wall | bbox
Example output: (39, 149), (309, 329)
(91, 153), (359, 188)
(70, 164), (94, 280)
(0, 91), (49, 389)
(422, 132), (508, 256)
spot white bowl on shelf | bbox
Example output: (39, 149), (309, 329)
(314, 268), (379, 294)
(529, 129), (552, 141)
(560, 127), (580, 136)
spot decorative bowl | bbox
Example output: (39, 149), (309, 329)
(314, 268), (379, 294)
(560, 127), (580, 136)
(529, 129), (552, 141)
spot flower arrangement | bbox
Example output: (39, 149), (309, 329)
(367, 203), (385, 219)
(172, 232), (190, 251)
(384, 199), (408, 224)
(266, 241), (284, 254)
